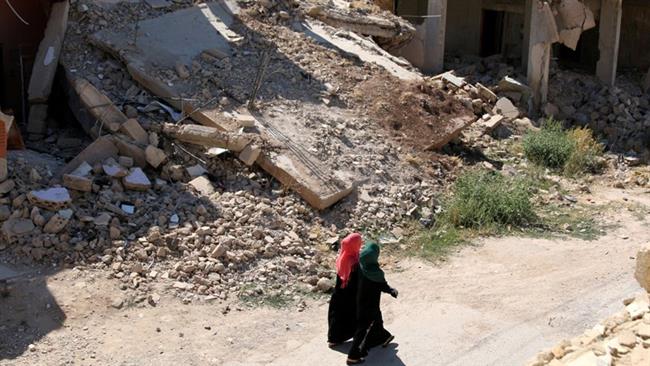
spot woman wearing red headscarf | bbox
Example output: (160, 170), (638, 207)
(327, 233), (363, 347)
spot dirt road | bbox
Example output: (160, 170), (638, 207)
(2, 188), (649, 366)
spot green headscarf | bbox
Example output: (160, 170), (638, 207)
(359, 242), (385, 283)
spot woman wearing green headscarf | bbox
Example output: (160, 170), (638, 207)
(346, 242), (398, 365)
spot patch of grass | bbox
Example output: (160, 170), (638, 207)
(523, 119), (575, 169)
(405, 169), (535, 259)
(523, 120), (605, 177)
(563, 127), (605, 177)
(445, 169), (535, 229)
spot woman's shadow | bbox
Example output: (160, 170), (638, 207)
(330, 341), (406, 366)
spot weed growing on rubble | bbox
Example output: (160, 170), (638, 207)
(523, 119), (574, 169)
(408, 170), (535, 258)
(523, 120), (604, 176)
(445, 169), (535, 228)
(563, 127), (605, 177)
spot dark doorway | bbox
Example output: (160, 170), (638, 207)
(480, 10), (505, 57)
(555, 27), (599, 73)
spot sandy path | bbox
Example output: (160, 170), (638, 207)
(2, 188), (649, 366)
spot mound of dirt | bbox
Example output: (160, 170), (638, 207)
(352, 76), (473, 152)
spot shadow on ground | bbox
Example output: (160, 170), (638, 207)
(330, 341), (407, 366)
(0, 265), (65, 360)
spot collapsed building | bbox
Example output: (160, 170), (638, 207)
(383, 0), (650, 155)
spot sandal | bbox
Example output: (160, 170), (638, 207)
(328, 342), (338, 348)
(346, 358), (365, 365)
(382, 335), (395, 347)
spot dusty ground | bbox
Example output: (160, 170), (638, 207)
(1, 187), (648, 366)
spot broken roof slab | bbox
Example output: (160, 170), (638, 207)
(93, 1), (240, 69)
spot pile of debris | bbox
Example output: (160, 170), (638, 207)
(548, 70), (650, 157)
(526, 245), (650, 366)
(1, 0), (491, 303)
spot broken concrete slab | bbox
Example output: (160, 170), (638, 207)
(91, 2), (240, 69)
(441, 72), (466, 89)
(238, 144), (261, 166)
(478, 114), (505, 134)
(28, 1), (70, 103)
(498, 76), (531, 94)
(57, 136), (119, 178)
(27, 187), (72, 211)
(186, 165), (208, 179)
(63, 174), (93, 192)
(494, 97), (520, 119)
(301, 20), (421, 81)
(113, 138), (147, 168)
(145, 145), (167, 168)
(120, 119), (149, 145)
(73, 78), (126, 132)
(123, 168), (152, 191)
(305, 5), (415, 50)
(425, 115), (475, 150)
(91, 20), (356, 210)
(188, 176), (215, 196)
(162, 124), (254, 152)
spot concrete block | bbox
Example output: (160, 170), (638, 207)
(120, 119), (149, 145)
(27, 104), (49, 135)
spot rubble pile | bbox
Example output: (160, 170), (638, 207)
(548, 70), (650, 157)
(0, 149), (343, 301)
(448, 54), (650, 158)
(527, 244), (650, 366)
(0, 0), (489, 302)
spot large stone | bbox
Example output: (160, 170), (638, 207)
(103, 158), (128, 178)
(145, 145), (167, 168)
(123, 168), (151, 191)
(43, 209), (73, 234)
(238, 144), (261, 166)
(2, 218), (35, 238)
(63, 174), (93, 192)
(494, 97), (519, 119)
(635, 244), (650, 292)
(0, 179), (15, 195)
(120, 119), (149, 145)
(27, 187), (71, 211)
(498, 76), (531, 94)
(0, 205), (10, 220)
(188, 176), (215, 196)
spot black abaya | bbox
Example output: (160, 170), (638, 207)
(347, 273), (393, 359)
(327, 268), (359, 344)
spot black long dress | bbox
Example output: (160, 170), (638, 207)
(348, 273), (393, 359)
(327, 268), (360, 344)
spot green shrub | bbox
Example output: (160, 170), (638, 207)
(523, 119), (575, 169)
(564, 127), (605, 176)
(444, 169), (535, 229)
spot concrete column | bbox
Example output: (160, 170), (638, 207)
(596, 0), (622, 87)
(427, 0), (447, 73)
(527, 1), (556, 109)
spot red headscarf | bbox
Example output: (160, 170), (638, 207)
(336, 233), (363, 288)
